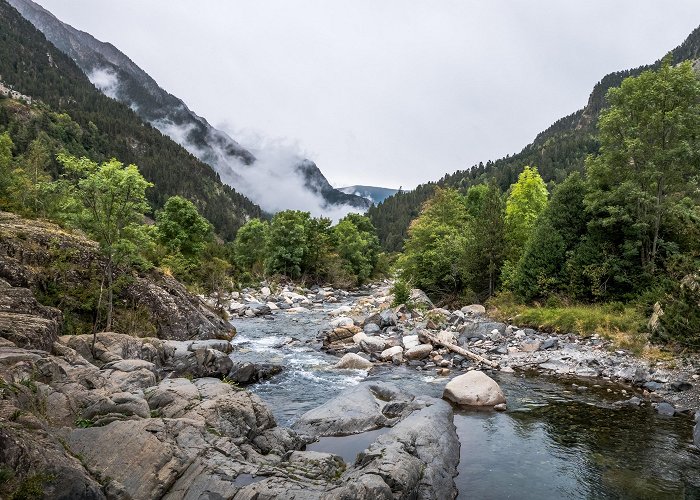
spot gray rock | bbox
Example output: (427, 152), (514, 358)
(656, 402), (676, 416)
(363, 322), (381, 335)
(292, 382), (412, 438)
(461, 304), (486, 317)
(360, 337), (387, 354)
(542, 338), (558, 350)
(643, 381), (665, 392)
(380, 309), (398, 328)
(228, 361), (283, 384)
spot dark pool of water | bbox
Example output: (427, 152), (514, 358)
(306, 427), (390, 464)
(230, 304), (700, 499)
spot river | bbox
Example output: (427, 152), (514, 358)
(230, 297), (700, 499)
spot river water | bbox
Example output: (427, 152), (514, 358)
(230, 300), (700, 499)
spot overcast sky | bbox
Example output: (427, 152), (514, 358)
(33, 1), (700, 189)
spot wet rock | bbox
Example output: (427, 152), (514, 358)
(328, 397), (459, 500)
(334, 353), (373, 370)
(228, 362), (283, 384)
(656, 402), (676, 416)
(443, 370), (506, 407)
(694, 413), (700, 448)
(494, 403), (507, 411)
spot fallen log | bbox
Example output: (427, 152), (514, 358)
(422, 331), (499, 368)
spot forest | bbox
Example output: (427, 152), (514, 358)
(394, 59), (700, 349)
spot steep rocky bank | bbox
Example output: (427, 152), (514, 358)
(0, 214), (461, 499)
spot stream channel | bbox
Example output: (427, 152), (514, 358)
(230, 296), (700, 499)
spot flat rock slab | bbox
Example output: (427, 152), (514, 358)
(292, 382), (411, 438)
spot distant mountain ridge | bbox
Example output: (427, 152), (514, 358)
(8, 0), (370, 212)
(367, 25), (700, 251)
(339, 185), (399, 205)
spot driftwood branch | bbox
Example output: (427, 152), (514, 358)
(422, 331), (499, 368)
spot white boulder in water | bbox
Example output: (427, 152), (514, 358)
(334, 353), (373, 370)
(443, 370), (506, 407)
(330, 316), (354, 328)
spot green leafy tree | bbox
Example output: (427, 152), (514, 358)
(504, 166), (549, 256)
(58, 153), (153, 335)
(265, 210), (312, 279)
(513, 172), (589, 301)
(333, 214), (381, 285)
(585, 58), (700, 275)
(398, 188), (472, 300)
(156, 195), (212, 259)
(502, 166), (548, 286)
(467, 181), (506, 298)
(232, 218), (268, 277)
(0, 132), (14, 205)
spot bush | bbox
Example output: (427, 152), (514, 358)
(391, 279), (411, 307)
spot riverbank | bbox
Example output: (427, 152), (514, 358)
(309, 282), (700, 415)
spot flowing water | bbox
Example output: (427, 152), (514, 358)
(230, 300), (700, 499)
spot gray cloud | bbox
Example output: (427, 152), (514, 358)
(35, 0), (700, 189)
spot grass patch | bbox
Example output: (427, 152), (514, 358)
(487, 293), (657, 356)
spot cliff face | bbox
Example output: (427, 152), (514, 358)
(0, 211), (234, 342)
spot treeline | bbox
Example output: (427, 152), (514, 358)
(0, 1), (261, 239)
(231, 211), (383, 288)
(397, 60), (700, 347)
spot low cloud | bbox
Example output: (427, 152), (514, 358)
(87, 67), (119, 99)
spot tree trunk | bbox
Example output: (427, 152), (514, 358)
(105, 257), (114, 332)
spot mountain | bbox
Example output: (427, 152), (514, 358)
(339, 185), (399, 205)
(368, 26), (700, 251)
(8, 0), (370, 213)
(0, 0), (262, 239)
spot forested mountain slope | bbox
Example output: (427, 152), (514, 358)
(368, 25), (700, 251)
(8, 0), (370, 212)
(0, 0), (262, 239)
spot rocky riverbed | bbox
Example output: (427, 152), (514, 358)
(2, 260), (700, 498)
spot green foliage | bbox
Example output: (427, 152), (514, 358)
(232, 219), (268, 277)
(265, 210), (312, 279)
(585, 58), (700, 282)
(504, 166), (549, 261)
(333, 214), (380, 285)
(156, 196), (212, 259)
(390, 278), (411, 307)
(57, 153), (153, 331)
(398, 188), (472, 300)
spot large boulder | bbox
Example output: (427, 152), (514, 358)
(360, 337), (387, 354)
(443, 370), (506, 407)
(409, 289), (434, 309)
(292, 382), (413, 438)
(334, 353), (374, 370)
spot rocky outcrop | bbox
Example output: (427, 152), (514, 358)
(227, 361), (284, 385)
(237, 395), (460, 500)
(0, 211), (233, 342)
(0, 278), (62, 351)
